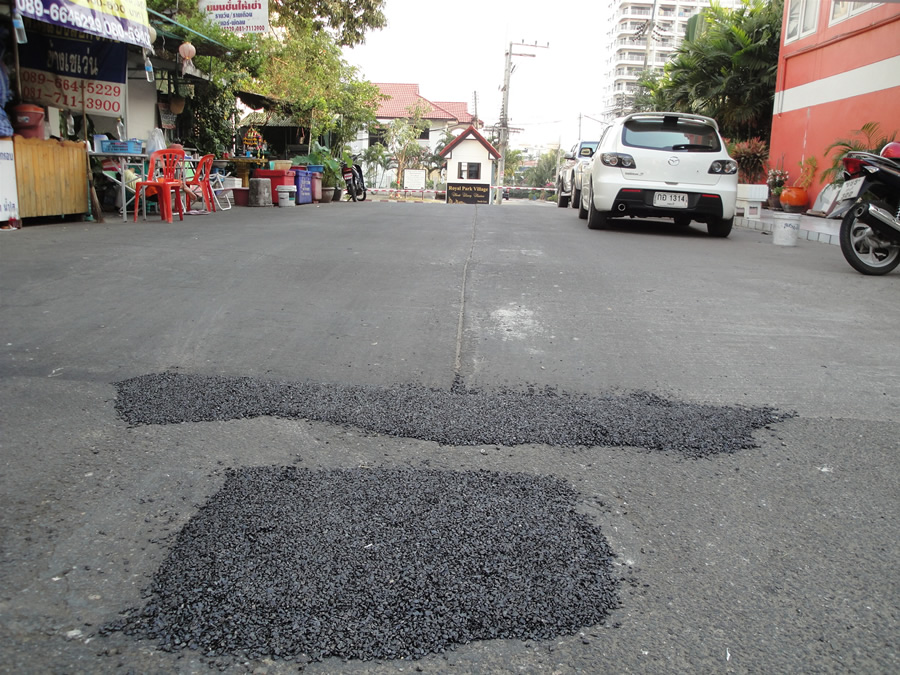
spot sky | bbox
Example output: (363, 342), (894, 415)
(343, 0), (612, 149)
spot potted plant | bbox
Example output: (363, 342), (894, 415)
(780, 156), (817, 213)
(292, 141), (341, 203)
(766, 167), (789, 210)
(729, 137), (768, 185)
(322, 164), (339, 202)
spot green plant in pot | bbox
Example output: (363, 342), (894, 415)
(766, 167), (789, 210)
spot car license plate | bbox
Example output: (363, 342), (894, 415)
(837, 176), (864, 201)
(653, 191), (688, 209)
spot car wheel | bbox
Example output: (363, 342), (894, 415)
(557, 183), (569, 208)
(674, 215), (691, 227)
(587, 186), (610, 230)
(578, 188), (588, 220)
(571, 186), (580, 209)
(707, 216), (733, 238)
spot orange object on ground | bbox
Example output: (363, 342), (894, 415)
(183, 154), (217, 212)
(134, 149), (186, 223)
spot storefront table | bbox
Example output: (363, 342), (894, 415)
(91, 151), (147, 222)
(229, 157), (270, 187)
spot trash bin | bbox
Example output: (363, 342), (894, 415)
(276, 185), (297, 207)
(310, 171), (322, 203)
(294, 170), (312, 204)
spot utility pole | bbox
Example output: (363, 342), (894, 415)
(496, 40), (548, 205)
(643, 0), (659, 71)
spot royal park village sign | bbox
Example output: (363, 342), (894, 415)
(199, 0), (270, 34)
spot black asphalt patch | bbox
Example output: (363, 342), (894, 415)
(102, 467), (620, 663)
(114, 372), (792, 457)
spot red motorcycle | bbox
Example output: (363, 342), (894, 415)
(827, 142), (900, 275)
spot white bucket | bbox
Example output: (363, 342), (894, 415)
(772, 212), (801, 246)
(276, 185), (297, 207)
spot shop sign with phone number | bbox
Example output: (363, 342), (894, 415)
(18, 24), (127, 117)
(16, 0), (152, 49)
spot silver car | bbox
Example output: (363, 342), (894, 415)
(556, 140), (598, 208)
(578, 112), (738, 237)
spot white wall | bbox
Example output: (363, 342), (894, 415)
(446, 139), (493, 186)
(126, 51), (160, 143)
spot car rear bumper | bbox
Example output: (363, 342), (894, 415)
(597, 185), (736, 220)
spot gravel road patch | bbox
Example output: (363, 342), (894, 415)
(102, 466), (620, 665)
(114, 373), (792, 458)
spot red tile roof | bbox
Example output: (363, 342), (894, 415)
(438, 125), (501, 159)
(374, 83), (475, 124)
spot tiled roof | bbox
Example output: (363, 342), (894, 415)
(434, 102), (475, 124)
(438, 125), (501, 159)
(374, 83), (474, 123)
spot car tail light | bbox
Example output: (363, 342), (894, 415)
(601, 152), (636, 168)
(708, 159), (737, 174)
(841, 156), (865, 175)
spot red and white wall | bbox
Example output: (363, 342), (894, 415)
(770, 2), (900, 203)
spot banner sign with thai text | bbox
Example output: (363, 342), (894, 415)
(17, 0), (152, 49)
(18, 24), (127, 117)
(199, 0), (270, 34)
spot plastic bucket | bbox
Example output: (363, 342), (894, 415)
(12, 104), (45, 139)
(772, 213), (801, 246)
(276, 185), (297, 207)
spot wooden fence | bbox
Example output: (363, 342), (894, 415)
(14, 136), (88, 218)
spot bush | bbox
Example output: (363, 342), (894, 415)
(728, 137), (768, 183)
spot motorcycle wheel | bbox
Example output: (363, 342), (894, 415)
(839, 202), (900, 275)
(358, 188), (366, 202)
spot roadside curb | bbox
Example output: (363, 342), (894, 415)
(736, 210), (839, 245)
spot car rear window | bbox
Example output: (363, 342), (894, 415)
(622, 117), (721, 152)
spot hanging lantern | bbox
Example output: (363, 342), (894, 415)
(178, 41), (196, 75)
(169, 96), (186, 114)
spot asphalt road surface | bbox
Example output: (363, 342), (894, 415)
(2, 200), (898, 674)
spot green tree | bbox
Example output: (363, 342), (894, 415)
(145, 1), (386, 153)
(525, 150), (559, 191)
(361, 142), (389, 188)
(635, 0), (783, 141)
(384, 103), (430, 189)
(503, 148), (524, 184)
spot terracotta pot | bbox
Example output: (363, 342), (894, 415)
(767, 194), (783, 211)
(779, 186), (808, 213)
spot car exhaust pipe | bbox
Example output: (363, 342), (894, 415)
(617, 203), (627, 212)
(866, 202), (900, 234)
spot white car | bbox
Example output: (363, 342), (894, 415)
(578, 112), (738, 237)
(556, 140), (598, 208)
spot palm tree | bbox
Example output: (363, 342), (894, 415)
(637, 0), (783, 141)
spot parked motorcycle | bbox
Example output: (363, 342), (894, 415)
(341, 157), (366, 202)
(827, 142), (900, 275)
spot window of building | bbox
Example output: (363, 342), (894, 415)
(785, 0), (818, 42)
(368, 124), (387, 147)
(458, 162), (481, 180)
(419, 127), (430, 141)
(830, 1), (876, 24)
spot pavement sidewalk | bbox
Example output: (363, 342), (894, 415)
(736, 207), (840, 245)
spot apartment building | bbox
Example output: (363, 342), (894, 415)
(600, 0), (743, 118)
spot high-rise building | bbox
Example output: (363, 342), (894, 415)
(600, 0), (743, 119)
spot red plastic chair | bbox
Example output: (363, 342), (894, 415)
(182, 154), (216, 212)
(134, 149), (186, 223)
